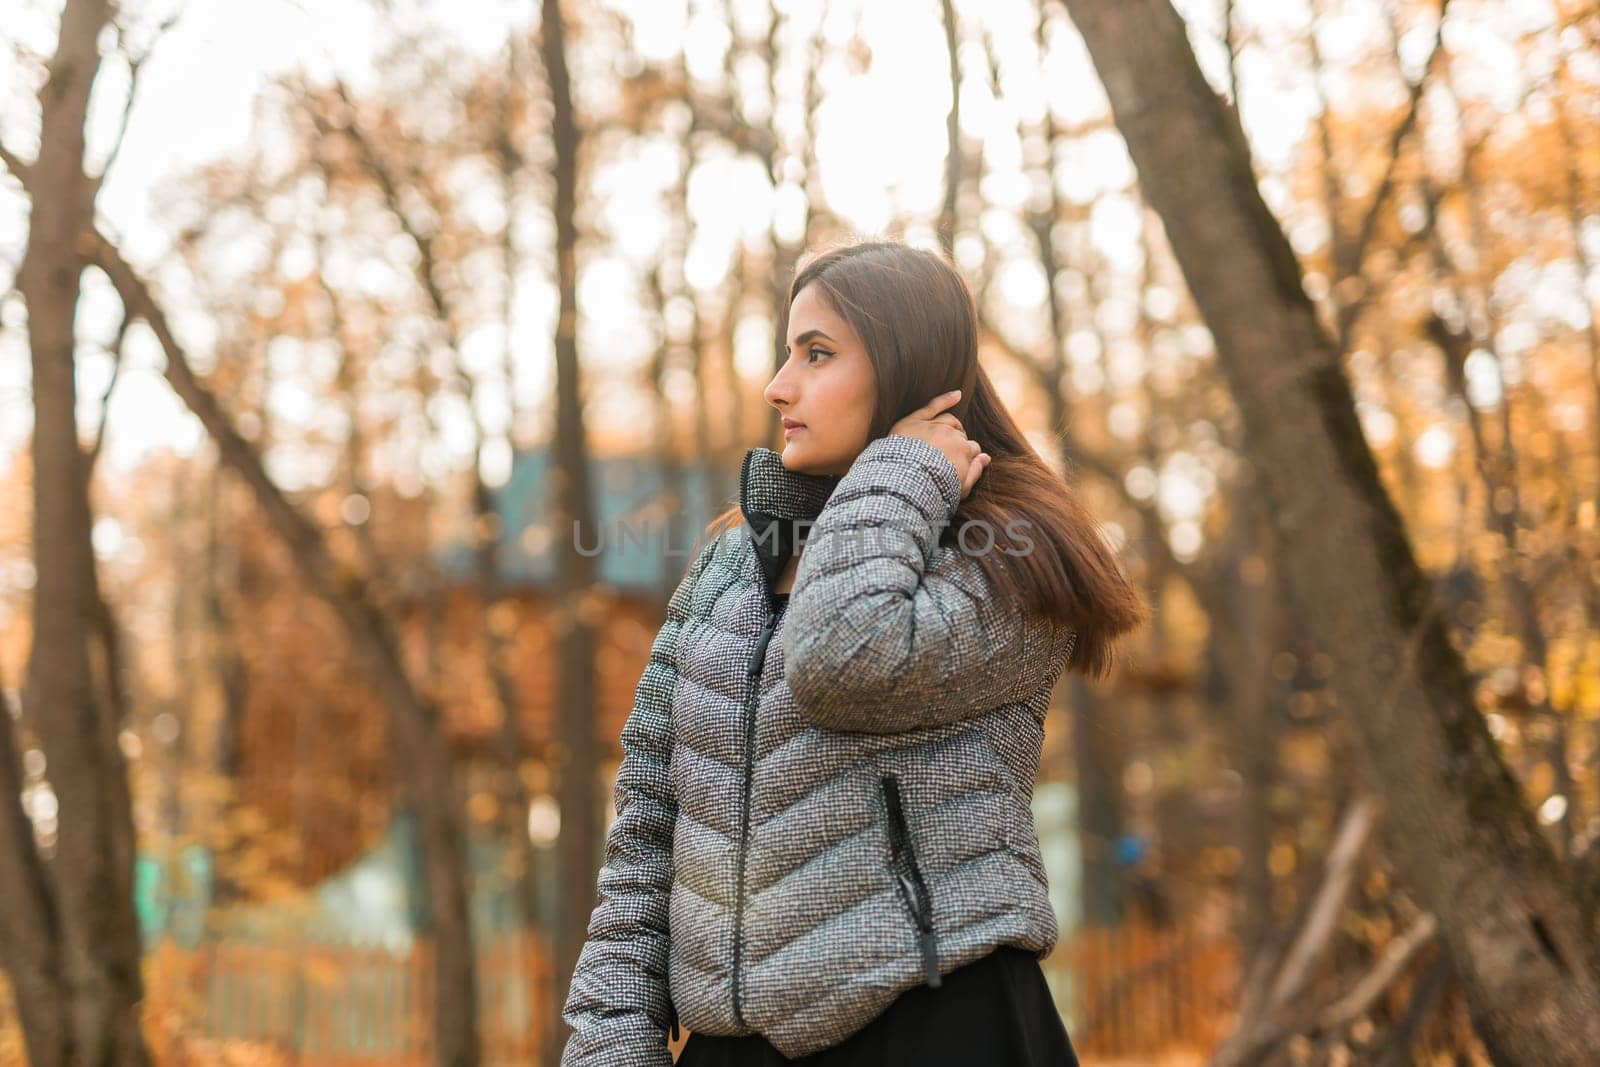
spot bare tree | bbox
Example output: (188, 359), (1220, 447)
(89, 235), (482, 1064)
(303, 65), (546, 929)
(2, 0), (150, 1061)
(3, 9), (488, 1061)
(1054, 0), (1600, 1060)
(539, 1), (606, 1063)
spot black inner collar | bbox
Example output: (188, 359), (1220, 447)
(737, 447), (839, 602)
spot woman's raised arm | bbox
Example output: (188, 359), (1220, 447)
(782, 434), (1076, 734)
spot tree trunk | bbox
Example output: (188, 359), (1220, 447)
(1069, 676), (1125, 927)
(13, 0), (150, 1060)
(0, 684), (69, 1066)
(540, 2), (605, 1064)
(1054, 1), (1600, 1060)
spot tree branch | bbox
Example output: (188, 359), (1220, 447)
(92, 6), (187, 189)
(87, 221), (481, 1061)
(0, 138), (31, 188)
(1317, 911), (1439, 1031)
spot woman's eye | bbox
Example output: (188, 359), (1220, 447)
(806, 346), (832, 363)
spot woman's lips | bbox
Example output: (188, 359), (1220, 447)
(784, 424), (805, 437)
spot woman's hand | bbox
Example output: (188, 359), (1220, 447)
(887, 389), (989, 500)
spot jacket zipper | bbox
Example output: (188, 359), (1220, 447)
(880, 773), (942, 988)
(729, 589), (785, 1028)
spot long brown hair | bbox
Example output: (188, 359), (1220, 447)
(706, 237), (1148, 680)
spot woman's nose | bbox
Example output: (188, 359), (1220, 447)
(764, 371), (794, 409)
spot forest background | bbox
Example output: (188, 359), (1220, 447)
(2, 0), (1598, 1063)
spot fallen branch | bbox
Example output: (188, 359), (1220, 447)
(1317, 912), (1439, 1032)
(1211, 793), (1382, 1067)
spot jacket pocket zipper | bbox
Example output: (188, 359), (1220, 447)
(880, 773), (941, 988)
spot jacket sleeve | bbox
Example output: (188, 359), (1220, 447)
(781, 433), (1076, 734)
(559, 534), (720, 1067)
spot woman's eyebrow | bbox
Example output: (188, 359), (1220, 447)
(786, 329), (836, 349)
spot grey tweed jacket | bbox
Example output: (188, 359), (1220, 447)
(560, 433), (1079, 1064)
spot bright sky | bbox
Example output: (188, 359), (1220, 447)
(0, 0), (1369, 487)
(0, 0), (528, 475)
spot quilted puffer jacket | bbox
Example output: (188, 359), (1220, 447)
(560, 432), (1079, 1065)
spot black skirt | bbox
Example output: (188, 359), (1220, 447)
(677, 945), (1081, 1066)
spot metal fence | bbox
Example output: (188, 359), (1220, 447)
(2, 920), (1234, 1064)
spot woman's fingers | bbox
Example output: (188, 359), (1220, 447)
(893, 391), (992, 498)
(959, 450), (992, 500)
(915, 388), (961, 419)
(960, 452), (983, 499)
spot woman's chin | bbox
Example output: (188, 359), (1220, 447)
(780, 440), (820, 472)
(781, 442), (847, 477)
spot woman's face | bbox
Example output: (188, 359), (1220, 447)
(763, 282), (878, 476)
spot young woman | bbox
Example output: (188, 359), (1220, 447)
(560, 239), (1148, 1066)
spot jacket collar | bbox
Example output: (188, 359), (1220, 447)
(738, 447), (841, 598)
